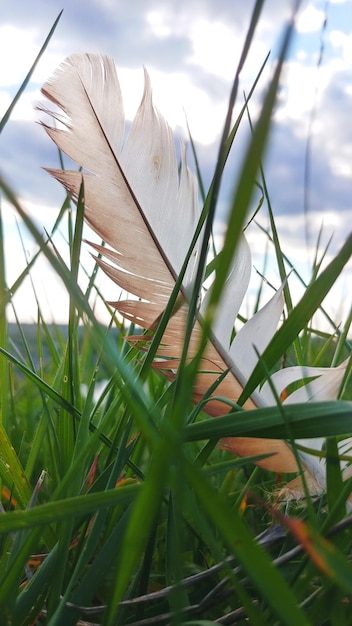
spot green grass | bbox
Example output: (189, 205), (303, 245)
(1, 3), (352, 625)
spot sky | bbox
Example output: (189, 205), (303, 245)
(0, 0), (351, 329)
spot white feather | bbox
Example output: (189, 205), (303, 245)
(40, 53), (348, 482)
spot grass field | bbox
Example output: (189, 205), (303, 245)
(1, 3), (352, 625)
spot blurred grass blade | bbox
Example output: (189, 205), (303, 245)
(0, 204), (10, 430)
(185, 401), (352, 441)
(202, 5), (298, 327)
(0, 482), (139, 535)
(180, 0), (269, 370)
(103, 437), (173, 625)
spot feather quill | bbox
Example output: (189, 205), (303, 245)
(40, 53), (347, 479)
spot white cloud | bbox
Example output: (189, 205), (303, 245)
(188, 20), (244, 79)
(146, 11), (172, 38)
(145, 68), (228, 144)
(274, 60), (328, 129)
(330, 146), (352, 178)
(187, 18), (270, 84)
(328, 29), (352, 68)
(0, 91), (11, 117)
(0, 24), (64, 86)
(0, 26), (39, 86)
(295, 4), (325, 33)
(0, 88), (42, 122)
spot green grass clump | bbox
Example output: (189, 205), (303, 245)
(0, 3), (352, 625)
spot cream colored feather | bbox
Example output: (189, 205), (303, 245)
(40, 53), (346, 480)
